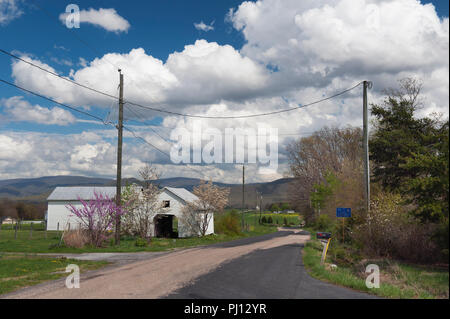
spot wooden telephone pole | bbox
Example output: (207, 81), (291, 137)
(242, 165), (245, 229)
(363, 80), (371, 213)
(259, 193), (263, 224)
(115, 70), (124, 245)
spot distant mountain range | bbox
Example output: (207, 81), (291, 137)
(0, 175), (294, 208)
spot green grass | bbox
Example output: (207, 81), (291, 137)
(1, 222), (46, 231)
(0, 215), (278, 253)
(0, 215), (279, 296)
(242, 211), (302, 227)
(0, 254), (108, 295)
(302, 239), (449, 299)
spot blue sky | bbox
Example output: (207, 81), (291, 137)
(0, 0), (448, 182)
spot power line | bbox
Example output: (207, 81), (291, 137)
(124, 104), (171, 141)
(0, 48), (118, 101)
(28, 3), (364, 120)
(125, 81), (363, 119)
(1, 76), (365, 181)
(0, 78), (106, 123)
(122, 125), (208, 179)
(1, 47), (363, 119)
(0, 77), (206, 179)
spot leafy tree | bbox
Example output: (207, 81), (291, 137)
(310, 171), (340, 213)
(15, 202), (27, 220)
(401, 120), (449, 222)
(280, 203), (290, 210)
(370, 78), (449, 223)
(270, 203), (280, 212)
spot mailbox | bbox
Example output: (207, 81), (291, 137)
(316, 232), (332, 240)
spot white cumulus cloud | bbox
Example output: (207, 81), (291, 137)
(1, 96), (77, 125)
(59, 7), (130, 33)
(194, 20), (215, 32)
(2, 0), (449, 183)
(0, 0), (22, 25)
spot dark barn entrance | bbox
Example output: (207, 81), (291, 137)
(154, 214), (176, 238)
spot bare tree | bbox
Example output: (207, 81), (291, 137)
(180, 180), (230, 236)
(382, 77), (424, 110)
(286, 126), (363, 220)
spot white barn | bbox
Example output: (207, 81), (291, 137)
(46, 186), (214, 238)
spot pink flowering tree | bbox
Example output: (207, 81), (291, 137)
(67, 192), (128, 247)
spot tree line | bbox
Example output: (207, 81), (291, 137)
(287, 78), (449, 263)
(0, 199), (46, 221)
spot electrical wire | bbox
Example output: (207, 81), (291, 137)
(0, 48), (363, 119)
(0, 49), (118, 101)
(123, 81), (363, 119)
(0, 77), (206, 178)
(0, 79), (106, 123)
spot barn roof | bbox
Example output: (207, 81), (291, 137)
(47, 187), (117, 201)
(47, 186), (198, 202)
(164, 187), (199, 203)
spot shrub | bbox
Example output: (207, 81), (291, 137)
(432, 220), (449, 261)
(215, 211), (241, 236)
(314, 214), (334, 232)
(66, 192), (127, 247)
(135, 238), (148, 247)
(352, 192), (442, 263)
(63, 229), (89, 248)
(267, 216), (273, 224)
(283, 217), (288, 226)
(261, 216), (267, 223)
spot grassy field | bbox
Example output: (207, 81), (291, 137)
(0, 214), (279, 295)
(302, 238), (449, 299)
(241, 211), (302, 226)
(0, 213), (279, 254)
(0, 254), (108, 295)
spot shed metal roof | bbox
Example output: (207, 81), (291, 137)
(47, 186), (198, 203)
(47, 187), (117, 201)
(165, 187), (199, 203)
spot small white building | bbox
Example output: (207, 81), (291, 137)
(1, 217), (17, 224)
(46, 186), (214, 238)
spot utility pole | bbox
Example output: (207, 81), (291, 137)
(115, 70), (124, 245)
(363, 80), (372, 214)
(242, 165), (245, 229)
(259, 193), (263, 224)
(255, 190), (258, 226)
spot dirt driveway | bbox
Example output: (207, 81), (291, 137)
(3, 228), (310, 299)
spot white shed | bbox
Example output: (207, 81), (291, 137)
(46, 186), (214, 238)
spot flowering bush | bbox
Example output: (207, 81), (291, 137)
(67, 192), (127, 247)
(180, 180), (230, 236)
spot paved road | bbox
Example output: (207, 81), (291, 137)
(167, 241), (374, 299)
(3, 229), (375, 299)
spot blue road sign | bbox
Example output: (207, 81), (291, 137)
(336, 207), (351, 218)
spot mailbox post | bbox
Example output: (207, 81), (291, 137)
(316, 232), (332, 265)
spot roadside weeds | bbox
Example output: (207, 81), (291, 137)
(302, 237), (449, 299)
